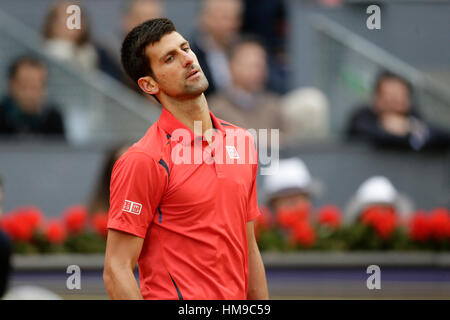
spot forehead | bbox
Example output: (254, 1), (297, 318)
(145, 31), (186, 60)
(14, 64), (46, 79)
(379, 78), (409, 92)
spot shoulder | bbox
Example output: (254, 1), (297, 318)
(112, 147), (168, 183)
(42, 104), (63, 118)
(132, 122), (170, 158)
(349, 105), (376, 121)
(114, 124), (171, 173)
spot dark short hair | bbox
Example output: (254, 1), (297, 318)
(374, 70), (413, 96)
(8, 56), (46, 80)
(121, 18), (176, 83)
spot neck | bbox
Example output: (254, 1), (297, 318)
(160, 93), (213, 138)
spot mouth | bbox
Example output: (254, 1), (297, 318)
(186, 69), (200, 80)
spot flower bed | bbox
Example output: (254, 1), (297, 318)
(0, 205), (107, 254)
(256, 204), (450, 251)
(1, 204), (449, 254)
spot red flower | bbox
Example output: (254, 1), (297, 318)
(63, 205), (88, 234)
(0, 207), (43, 242)
(428, 208), (450, 241)
(92, 212), (109, 238)
(276, 201), (311, 229)
(409, 211), (431, 242)
(44, 220), (67, 244)
(317, 205), (341, 229)
(361, 206), (398, 239)
(290, 220), (316, 248)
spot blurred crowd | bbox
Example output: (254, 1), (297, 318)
(1, 0), (449, 149)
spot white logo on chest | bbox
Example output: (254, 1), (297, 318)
(226, 145), (240, 159)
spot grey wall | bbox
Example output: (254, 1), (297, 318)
(0, 142), (106, 216)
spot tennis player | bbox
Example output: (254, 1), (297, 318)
(103, 18), (268, 300)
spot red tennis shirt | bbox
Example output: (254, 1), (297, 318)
(107, 108), (261, 300)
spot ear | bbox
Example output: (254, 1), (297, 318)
(137, 76), (159, 96)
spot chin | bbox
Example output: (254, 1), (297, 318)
(185, 78), (209, 96)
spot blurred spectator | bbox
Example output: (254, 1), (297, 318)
(208, 35), (284, 139)
(111, 0), (165, 94)
(190, 0), (243, 96)
(88, 143), (131, 214)
(42, 0), (122, 80)
(344, 176), (414, 225)
(346, 71), (450, 151)
(0, 56), (65, 138)
(263, 157), (321, 214)
(241, 0), (289, 93)
(122, 0), (165, 36)
(0, 228), (11, 299)
(281, 87), (330, 145)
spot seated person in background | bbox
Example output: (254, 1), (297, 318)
(113, 0), (165, 94)
(263, 157), (321, 215)
(241, 0), (289, 94)
(42, 1), (122, 80)
(190, 0), (243, 96)
(346, 71), (450, 151)
(208, 35), (284, 142)
(281, 87), (330, 145)
(344, 176), (414, 226)
(0, 56), (65, 138)
(0, 228), (11, 299)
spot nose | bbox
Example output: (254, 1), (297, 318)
(181, 50), (194, 68)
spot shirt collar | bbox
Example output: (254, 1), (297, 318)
(157, 108), (226, 145)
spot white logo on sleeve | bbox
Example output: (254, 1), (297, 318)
(226, 145), (240, 159)
(123, 200), (142, 215)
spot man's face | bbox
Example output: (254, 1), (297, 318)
(9, 64), (47, 114)
(145, 31), (209, 99)
(202, 0), (242, 46)
(374, 78), (411, 115)
(230, 43), (267, 93)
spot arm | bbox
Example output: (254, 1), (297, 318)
(103, 229), (144, 300)
(246, 220), (269, 300)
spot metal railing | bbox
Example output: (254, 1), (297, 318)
(311, 14), (450, 133)
(0, 8), (161, 146)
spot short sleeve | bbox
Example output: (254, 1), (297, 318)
(107, 152), (167, 238)
(247, 136), (261, 222)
